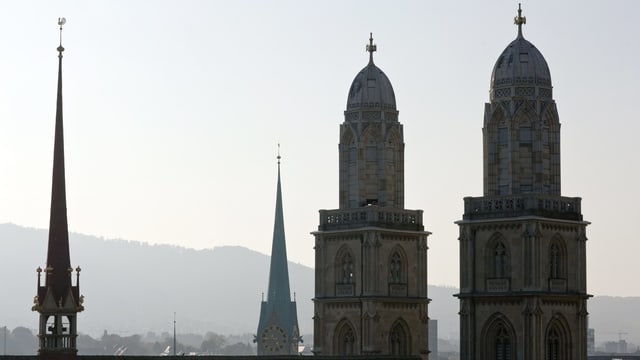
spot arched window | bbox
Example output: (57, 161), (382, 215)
(545, 319), (569, 360)
(495, 324), (511, 360)
(389, 322), (409, 355)
(335, 322), (356, 355)
(341, 253), (354, 284)
(547, 327), (560, 360)
(549, 238), (566, 280)
(550, 243), (560, 279)
(482, 315), (515, 360)
(494, 242), (507, 278)
(389, 251), (402, 283)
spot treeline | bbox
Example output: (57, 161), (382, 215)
(0, 327), (255, 356)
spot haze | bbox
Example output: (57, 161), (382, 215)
(0, 0), (638, 296)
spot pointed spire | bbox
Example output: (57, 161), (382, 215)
(46, 17), (72, 302)
(366, 32), (377, 64)
(266, 144), (292, 303)
(514, 3), (526, 38)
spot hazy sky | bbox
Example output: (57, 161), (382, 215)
(1, 1), (639, 297)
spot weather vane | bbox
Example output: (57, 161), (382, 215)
(57, 17), (66, 53)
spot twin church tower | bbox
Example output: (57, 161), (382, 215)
(35, 5), (588, 360)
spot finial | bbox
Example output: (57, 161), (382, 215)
(57, 17), (66, 54)
(366, 32), (377, 64)
(514, 3), (526, 38)
(277, 143), (281, 165)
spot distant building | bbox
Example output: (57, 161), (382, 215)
(31, 19), (85, 360)
(255, 153), (300, 355)
(428, 320), (438, 359)
(312, 34), (431, 358)
(456, 5), (589, 360)
(587, 328), (595, 354)
(604, 340), (628, 354)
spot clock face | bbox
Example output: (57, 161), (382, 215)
(261, 325), (287, 352)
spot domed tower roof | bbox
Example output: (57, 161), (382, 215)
(490, 4), (552, 101)
(346, 34), (396, 111)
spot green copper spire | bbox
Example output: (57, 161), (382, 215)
(266, 146), (291, 303)
(256, 146), (300, 355)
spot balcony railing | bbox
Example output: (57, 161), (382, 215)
(462, 195), (582, 221)
(40, 334), (76, 350)
(318, 207), (424, 231)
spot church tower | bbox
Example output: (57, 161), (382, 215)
(32, 18), (84, 360)
(456, 5), (589, 360)
(313, 34), (431, 359)
(255, 150), (300, 355)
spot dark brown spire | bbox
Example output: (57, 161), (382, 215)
(46, 18), (72, 303)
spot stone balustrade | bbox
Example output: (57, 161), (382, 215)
(463, 195), (582, 221)
(318, 207), (424, 231)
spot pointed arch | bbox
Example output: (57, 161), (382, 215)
(481, 313), (517, 360)
(384, 126), (401, 147)
(334, 319), (357, 355)
(541, 103), (560, 127)
(549, 234), (567, 280)
(360, 122), (382, 147)
(389, 318), (411, 355)
(513, 99), (537, 124)
(486, 233), (510, 279)
(388, 245), (407, 284)
(340, 124), (356, 147)
(545, 315), (571, 360)
(335, 245), (355, 285)
(486, 104), (507, 129)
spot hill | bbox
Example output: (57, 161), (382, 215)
(0, 223), (635, 345)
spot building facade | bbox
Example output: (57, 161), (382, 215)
(31, 19), (85, 360)
(255, 153), (300, 355)
(455, 6), (589, 360)
(312, 35), (431, 359)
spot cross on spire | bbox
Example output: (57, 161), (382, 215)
(514, 3), (526, 38)
(366, 32), (377, 64)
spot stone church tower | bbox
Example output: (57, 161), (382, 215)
(313, 35), (431, 359)
(456, 6), (589, 360)
(255, 152), (300, 355)
(32, 19), (85, 360)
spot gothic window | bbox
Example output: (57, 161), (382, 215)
(495, 325), (512, 360)
(498, 128), (508, 144)
(550, 243), (560, 279)
(335, 322), (356, 355)
(494, 242), (507, 278)
(549, 239), (566, 280)
(341, 253), (354, 284)
(519, 127), (532, 143)
(389, 322), (408, 355)
(546, 327), (560, 360)
(389, 252), (403, 283)
(483, 316), (515, 360)
(545, 320), (569, 360)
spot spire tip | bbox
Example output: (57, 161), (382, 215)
(366, 33), (377, 64)
(277, 143), (281, 165)
(513, 3), (526, 38)
(57, 17), (66, 53)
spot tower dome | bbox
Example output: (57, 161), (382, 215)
(490, 5), (552, 101)
(346, 34), (396, 111)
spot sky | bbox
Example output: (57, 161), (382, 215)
(1, 0), (639, 297)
